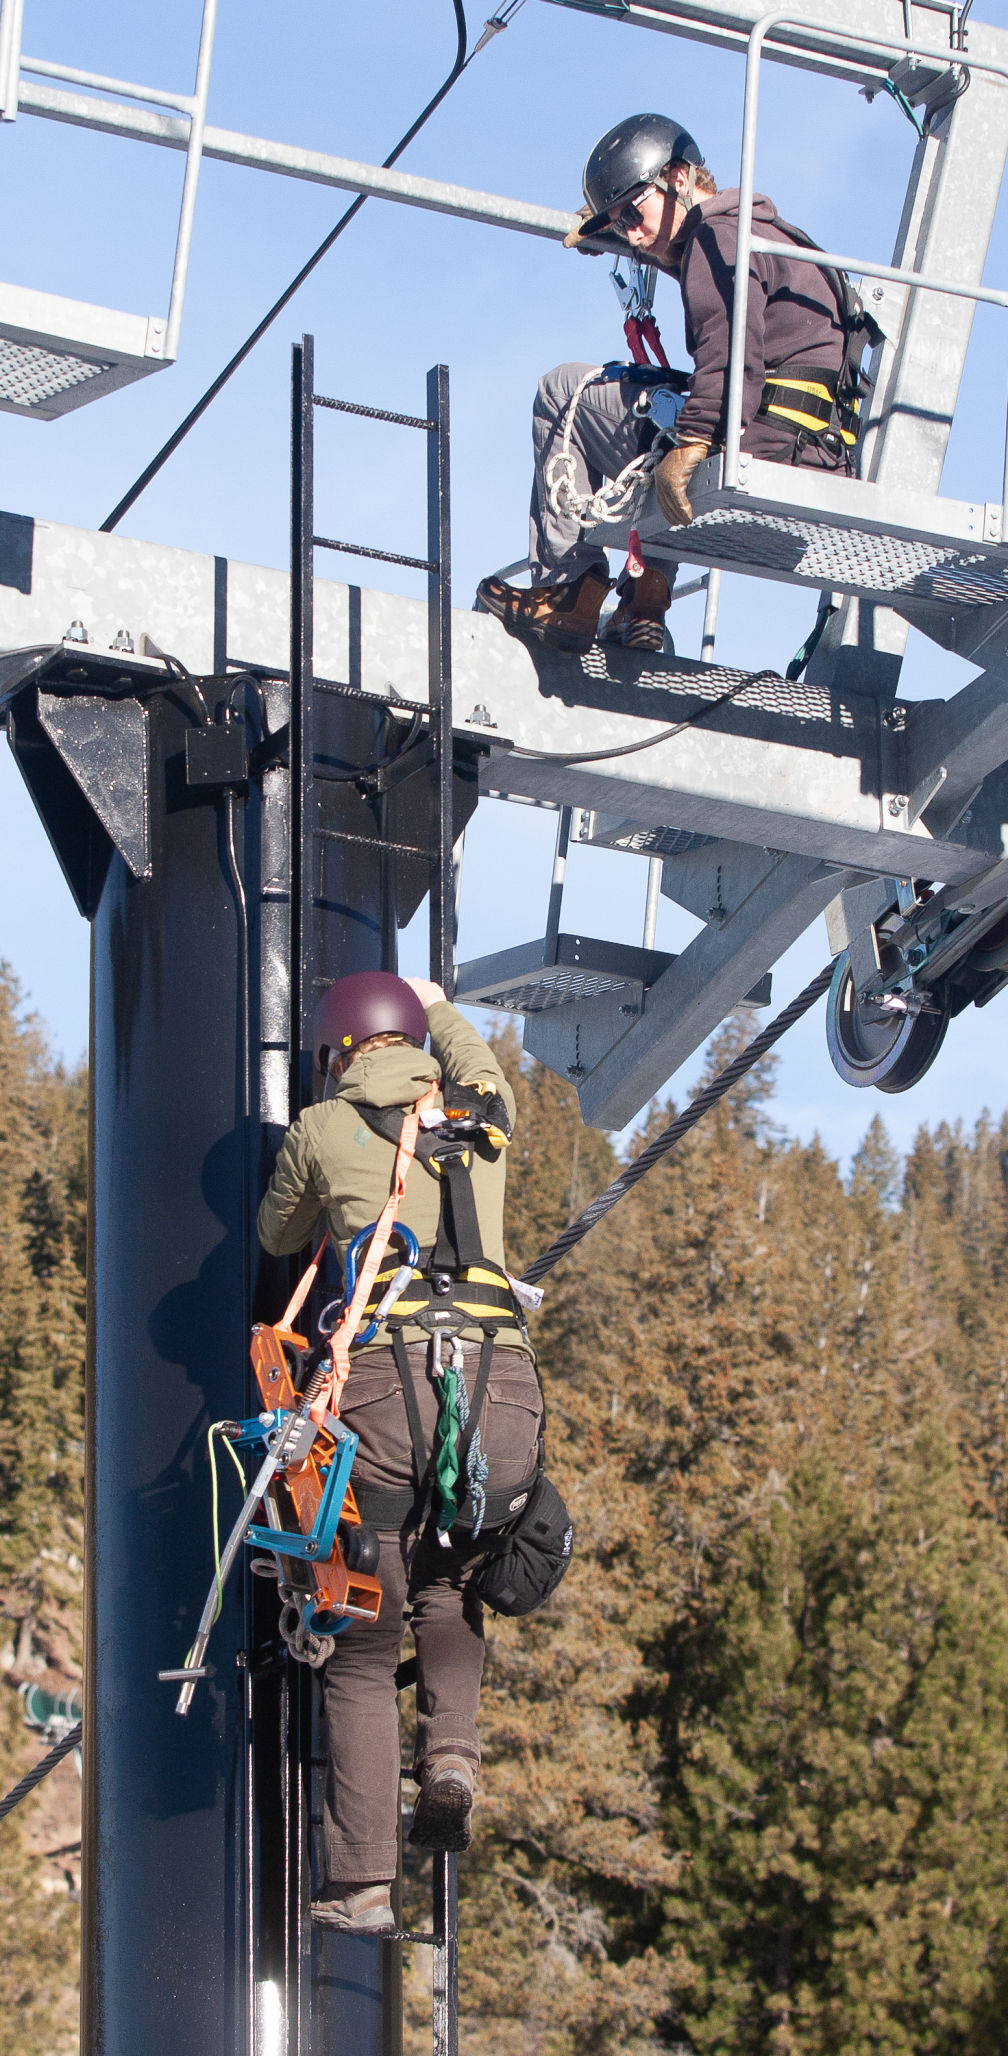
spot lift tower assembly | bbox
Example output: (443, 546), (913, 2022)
(4, 4), (1008, 2056)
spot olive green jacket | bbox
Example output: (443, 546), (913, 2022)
(257, 1001), (522, 1347)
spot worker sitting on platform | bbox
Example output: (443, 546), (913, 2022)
(258, 972), (557, 1936)
(478, 111), (864, 655)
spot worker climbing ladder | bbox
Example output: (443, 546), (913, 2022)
(284, 334), (468, 2049)
(5, 8), (1008, 2056)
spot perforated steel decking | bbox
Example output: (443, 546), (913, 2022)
(590, 455), (1008, 629)
(455, 932), (675, 1013)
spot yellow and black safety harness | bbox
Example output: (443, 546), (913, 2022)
(756, 213), (883, 465)
(350, 1082), (544, 1544)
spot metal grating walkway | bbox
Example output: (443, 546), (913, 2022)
(455, 933), (676, 1013)
(591, 456), (1008, 632)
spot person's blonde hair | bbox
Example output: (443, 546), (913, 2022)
(666, 158), (717, 197)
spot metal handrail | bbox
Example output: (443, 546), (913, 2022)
(20, 54), (198, 113)
(724, 9), (1008, 521)
(0, 0), (219, 358)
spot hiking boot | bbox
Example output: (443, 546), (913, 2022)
(475, 565), (612, 653)
(409, 1754), (476, 1853)
(309, 1882), (396, 1934)
(600, 567), (674, 653)
(601, 567), (672, 653)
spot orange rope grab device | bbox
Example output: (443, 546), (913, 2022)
(159, 1084), (435, 1715)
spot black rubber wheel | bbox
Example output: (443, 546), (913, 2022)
(339, 1520), (381, 1576)
(826, 947), (950, 1092)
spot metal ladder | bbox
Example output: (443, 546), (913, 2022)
(284, 331), (461, 2056)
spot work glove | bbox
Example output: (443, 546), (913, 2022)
(563, 205), (628, 258)
(403, 975), (447, 1008)
(654, 440), (710, 527)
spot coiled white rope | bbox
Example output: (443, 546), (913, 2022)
(544, 365), (656, 528)
(278, 1592), (336, 1668)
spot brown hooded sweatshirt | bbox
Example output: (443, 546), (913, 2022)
(663, 189), (847, 461)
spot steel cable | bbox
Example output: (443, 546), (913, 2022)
(0, 1723), (83, 1823)
(520, 961), (835, 1287)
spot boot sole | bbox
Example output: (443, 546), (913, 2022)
(601, 622), (668, 652)
(410, 1784), (473, 1853)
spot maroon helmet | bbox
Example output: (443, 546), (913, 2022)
(312, 971), (428, 1074)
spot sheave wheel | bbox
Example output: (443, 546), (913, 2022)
(825, 947), (950, 1092)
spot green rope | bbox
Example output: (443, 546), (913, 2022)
(433, 1360), (464, 1539)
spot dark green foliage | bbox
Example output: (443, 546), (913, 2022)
(0, 964), (85, 2052)
(6, 967), (1008, 2056)
(404, 1032), (1008, 2056)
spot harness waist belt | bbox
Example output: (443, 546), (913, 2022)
(362, 1258), (524, 1337)
(758, 365), (859, 448)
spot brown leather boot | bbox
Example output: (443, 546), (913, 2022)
(601, 566), (672, 652)
(409, 1753), (476, 1853)
(475, 564), (612, 653)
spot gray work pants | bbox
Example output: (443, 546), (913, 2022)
(321, 1338), (543, 1885)
(529, 361), (654, 585)
(527, 359), (839, 587)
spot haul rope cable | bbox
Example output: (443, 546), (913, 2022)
(0, 1724), (83, 1825)
(520, 960), (836, 1288)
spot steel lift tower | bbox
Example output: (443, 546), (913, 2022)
(3, 4), (1008, 2056)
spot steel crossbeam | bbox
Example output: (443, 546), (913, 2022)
(7, 515), (1008, 1125)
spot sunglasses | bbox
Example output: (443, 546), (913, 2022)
(610, 185), (658, 230)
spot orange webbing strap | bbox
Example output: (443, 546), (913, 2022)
(308, 1080), (437, 1426)
(279, 1232), (331, 1332)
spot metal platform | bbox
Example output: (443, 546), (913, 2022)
(7, 512), (1008, 1126)
(456, 931), (677, 1013)
(0, 0), (216, 417)
(0, 283), (170, 420)
(588, 457), (1008, 657)
(455, 929), (771, 1013)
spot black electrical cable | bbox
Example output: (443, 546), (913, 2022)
(786, 602), (836, 683)
(0, 1723), (83, 1823)
(100, 1), (470, 534)
(520, 960), (835, 1288)
(509, 668), (784, 768)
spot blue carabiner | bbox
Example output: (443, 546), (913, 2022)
(318, 1222), (420, 1346)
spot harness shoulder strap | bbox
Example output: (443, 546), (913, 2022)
(766, 212), (882, 386)
(355, 1096), (488, 1271)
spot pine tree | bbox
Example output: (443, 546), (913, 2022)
(658, 1425), (1008, 2054)
(0, 965), (86, 2053)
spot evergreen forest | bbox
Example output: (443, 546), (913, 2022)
(4, 962), (1008, 2053)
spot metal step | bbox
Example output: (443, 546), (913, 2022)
(456, 930), (771, 1015)
(587, 455), (1008, 655)
(455, 931), (678, 1014)
(0, 283), (171, 421)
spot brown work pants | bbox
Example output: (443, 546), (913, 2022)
(321, 1338), (543, 1886)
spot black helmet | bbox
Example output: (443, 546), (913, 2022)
(581, 113), (704, 237)
(312, 971), (427, 1074)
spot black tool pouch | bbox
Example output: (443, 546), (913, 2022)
(472, 1473), (574, 1617)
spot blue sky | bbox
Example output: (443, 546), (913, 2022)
(3, 0), (1008, 1163)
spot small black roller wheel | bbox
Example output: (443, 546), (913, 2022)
(338, 1520), (381, 1576)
